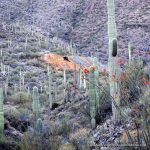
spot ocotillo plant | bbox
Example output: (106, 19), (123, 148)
(0, 88), (4, 135)
(107, 0), (121, 123)
(32, 86), (41, 119)
(88, 67), (96, 129)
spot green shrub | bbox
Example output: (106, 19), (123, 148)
(9, 92), (32, 108)
(120, 61), (145, 104)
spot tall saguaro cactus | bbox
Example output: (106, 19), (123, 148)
(32, 86), (41, 119)
(0, 88), (4, 135)
(93, 58), (100, 112)
(128, 42), (132, 65)
(107, 0), (120, 122)
(88, 68), (96, 129)
(19, 70), (25, 91)
(47, 66), (52, 109)
(35, 118), (43, 136)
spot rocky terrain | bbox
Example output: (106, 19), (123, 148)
(0, 0), (149, 63)
(0, 0), (149, 150)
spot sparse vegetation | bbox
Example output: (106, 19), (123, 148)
(0, 0), (149, 149)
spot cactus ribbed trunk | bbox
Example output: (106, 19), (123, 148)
(89, 68), (96, 129)
(48, 69), (52, 109)
(0, 88), (4, 135)
(128, 42), (132, 65)
(93, 58), (100, 112)
(35, 118), (43, 136)
(32, 86), (41, 120)
(78, 64), (82, 88)
(107, 0), (120, 123)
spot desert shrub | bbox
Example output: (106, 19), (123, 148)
(19, 130), (61, 150)
(57, 116), (72, 138)
(0, 136), (20, 150)
(39, 93), (48, 106)
(26, 59), (43, 68)
(40, 41), (48, 49)
(5, 107), (20, 119)
(51, 48), (68, 55)
(58, 143), (76, 150)
(69, 128), (90, 149)
(139, 87), (150, 112)
(17, 108), (32, 116)
(56, 71), (63, 78)
(5, 58), (17, 66)
(19, 52), (40, 59)
(0, 43), (8, 48)
(120, 61), (145, 105)
(9, 92), (32, 108)
(0, 32), (7, 39)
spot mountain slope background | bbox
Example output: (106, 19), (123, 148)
(0, 0), (149, 64)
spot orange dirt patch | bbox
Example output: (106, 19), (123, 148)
(41, 53), (92, 71)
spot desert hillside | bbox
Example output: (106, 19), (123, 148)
(0, 0), (149, 150)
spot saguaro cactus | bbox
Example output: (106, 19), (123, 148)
(107, 0), (120, 122)
(4, 77), (8, 97)
(0, 88), (4, 135)
(93, 58), (100, 112)
(63, 64), (66, 85)
(35, 118), (43, 136)
(25, 36), (28, 51)
(128, 42), (132, 65)
(78, 64), (83, 88)
(48, 66), (52, 109)
(32, 86), (41, 119)
(0, 48), (2, 58)
(88, 68), (96, 129)
(19, 70), (25, 91)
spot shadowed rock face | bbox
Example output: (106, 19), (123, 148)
(0, 0), (149, 63)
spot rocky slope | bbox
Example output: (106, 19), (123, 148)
(0, 1), (150, 149)
(0, 0), (149, 63)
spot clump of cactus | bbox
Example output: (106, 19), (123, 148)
(32, 86), (41, 119)
(0, 88), (4, 136)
